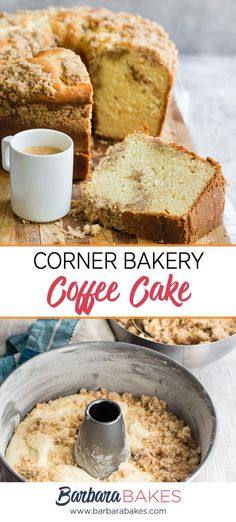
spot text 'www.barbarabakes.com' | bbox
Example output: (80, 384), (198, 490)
(55, 486), (181, 517)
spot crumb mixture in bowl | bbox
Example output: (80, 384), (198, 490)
(5, 388), (200, 482)
(118, 318), (236, 345)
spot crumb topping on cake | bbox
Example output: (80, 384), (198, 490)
(0, 7), (177, 76)
(0, 48), (91, 104)
(0, 10), (55, 60)
(118, 318), (236, 345)
(5, 388), (200, 482)
(80, 7), (177, 75)
(60, 52), (91, 85)
(0, 61), (55, 102)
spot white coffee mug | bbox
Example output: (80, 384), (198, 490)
(1, 128), (74, 222)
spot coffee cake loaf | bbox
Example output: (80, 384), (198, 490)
(0, 7), (177, 143)
(51, 7), (178, 140)
(0, 47), (93, 180)
(84, 132), (225, 244)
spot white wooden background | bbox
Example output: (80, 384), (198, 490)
(0, 318), (236, 482)
(175, 55), (236, 212)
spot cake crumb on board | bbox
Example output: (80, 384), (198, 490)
(65, 223), (101, 240)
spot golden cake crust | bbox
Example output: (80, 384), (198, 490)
(84, 133), (225, 244)
(0, 48), (93, 105)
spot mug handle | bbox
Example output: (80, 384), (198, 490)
(1, 136), (13, 172)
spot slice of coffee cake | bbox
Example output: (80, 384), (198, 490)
(84, 132), (225, 243)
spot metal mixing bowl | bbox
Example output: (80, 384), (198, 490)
(109, 319), (236, 368)
(0, 341), (217, 482)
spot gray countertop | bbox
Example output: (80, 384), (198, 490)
(175, 54), (236, 210)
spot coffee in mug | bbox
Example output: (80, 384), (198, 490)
(23, 146), (63, 156)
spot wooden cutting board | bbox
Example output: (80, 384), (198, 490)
(0, 98), (229, 245)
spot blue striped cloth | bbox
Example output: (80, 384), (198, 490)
(0, 319), (78, 385)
